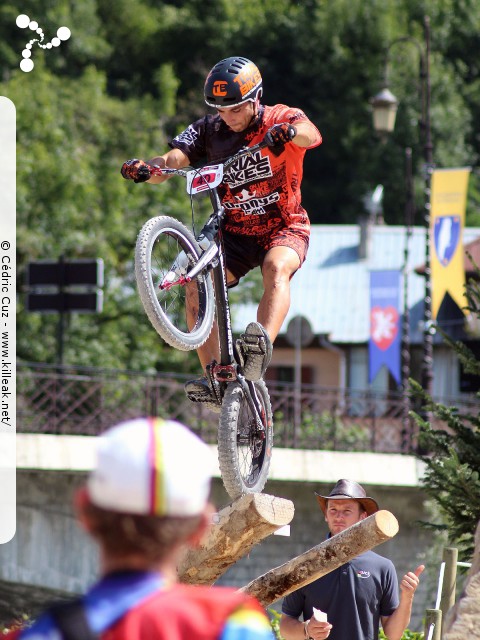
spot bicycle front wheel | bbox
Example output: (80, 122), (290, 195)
(218, 380), (273, 500)
(135, 216), (215, 351)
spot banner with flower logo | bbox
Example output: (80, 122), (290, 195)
(369, 270), (401, 384)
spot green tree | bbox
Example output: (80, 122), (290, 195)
(2, 55), (195, 370)
(412, 267), (480, 559)
(1, 0), (480, 371)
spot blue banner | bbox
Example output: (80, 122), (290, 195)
(369, 271), (402, 384)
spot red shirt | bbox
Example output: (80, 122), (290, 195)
(5, 581), (274, 640)
(170, 104), (321, 242)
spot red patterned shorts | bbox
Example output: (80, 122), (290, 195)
(222, 226), (310, 285)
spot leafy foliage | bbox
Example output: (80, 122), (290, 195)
(412, 269), (480, 559)
(379, 629), (423, 640)
(268, 608), (424, 640)
(1, 1), (480, 370)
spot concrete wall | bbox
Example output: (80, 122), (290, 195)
(0, 435), (444, 630)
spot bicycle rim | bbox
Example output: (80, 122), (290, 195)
(218, 380), (273, 500)
(135, 216), (214, 351)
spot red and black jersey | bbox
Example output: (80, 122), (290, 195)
(169, 104), (321, 242)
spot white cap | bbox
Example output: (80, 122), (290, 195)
(87, 418), (214, 517)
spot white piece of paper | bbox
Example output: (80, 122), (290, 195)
(274, 525), (291, 536)
(313, 607), (328, 622)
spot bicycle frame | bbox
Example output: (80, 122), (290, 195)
(199, 190), (266, 430)
(151, 141), (269, 424)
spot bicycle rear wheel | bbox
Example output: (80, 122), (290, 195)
(218, 380), (273, 500)
(135, 216), (215, 351)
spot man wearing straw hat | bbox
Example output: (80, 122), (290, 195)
(5, 418), (275, 640)
(280, 479), (424, 640)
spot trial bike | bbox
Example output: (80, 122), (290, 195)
(134, 141), (273, 500)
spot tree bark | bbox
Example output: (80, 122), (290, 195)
(240, 509), (399, 606)
(178, 493), (295, 585)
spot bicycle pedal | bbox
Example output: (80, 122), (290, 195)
(213, 364), (237, 382)
(206, 365), (223, 403)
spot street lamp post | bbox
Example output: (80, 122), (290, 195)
(402, 147), (414, 448)
(370, 15), (434, 402)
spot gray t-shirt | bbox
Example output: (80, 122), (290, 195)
(282, 550), (399, 640)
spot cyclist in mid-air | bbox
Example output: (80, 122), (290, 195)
(122, 56), (322, 409)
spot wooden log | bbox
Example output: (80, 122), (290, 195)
(440, 546), (458, 635)
(240, 509), (399, 607)
(178, 493), (295, 585)
(425, 609), (442, 640)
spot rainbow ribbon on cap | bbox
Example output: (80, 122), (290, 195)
(148, 418), (168, 515)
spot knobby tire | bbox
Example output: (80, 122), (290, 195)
(218, 380), (273, 499)
(135, 216), (215, 351)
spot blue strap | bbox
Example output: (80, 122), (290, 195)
(21, 571), (165, 638)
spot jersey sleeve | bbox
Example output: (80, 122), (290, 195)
(281, 587), (305, 619)
(379, 562), (400, 617)
(169, 117), (208, 165)
(265, 104), (321, 150)
(219, 603), (275, 640)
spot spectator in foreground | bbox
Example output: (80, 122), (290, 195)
(6, 417), (275, 639)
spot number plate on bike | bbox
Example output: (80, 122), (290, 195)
(186, 165), (224, 194)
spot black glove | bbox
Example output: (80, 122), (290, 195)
(121, 159), (154, 183)
(264, 123), (297, 151)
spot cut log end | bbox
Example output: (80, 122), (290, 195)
(374, 509), (399, 538)
(250, 493), (295, 526)
(178, 493), (295, 585)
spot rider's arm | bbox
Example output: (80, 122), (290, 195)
(290, 120), (322, 148)
(147, 147), (190, 184)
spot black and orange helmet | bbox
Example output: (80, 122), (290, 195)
(204, 57), (263, 108)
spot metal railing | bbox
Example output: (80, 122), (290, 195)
(16, 362), (479, 454)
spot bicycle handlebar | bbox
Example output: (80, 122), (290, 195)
(149, 139), (269, 179)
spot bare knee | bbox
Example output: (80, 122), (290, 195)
(262, 258), (296, 290)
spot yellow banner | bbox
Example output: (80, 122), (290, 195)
(430, 167), (470, 319)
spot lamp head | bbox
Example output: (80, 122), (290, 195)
(370, 87), (399, 136)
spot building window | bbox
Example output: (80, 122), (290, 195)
(266, 366), (313, 384)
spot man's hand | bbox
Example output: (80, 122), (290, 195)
(400, 565), (425, 597)
(305, 616), (333, 640)
(264, 123), (297, 151)
(121, 159), (157, 183)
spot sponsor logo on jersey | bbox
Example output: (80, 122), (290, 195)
(224, 189), (280, 215)
(224, 150), (272, 188)
(173, 125), (198, 146)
